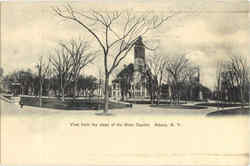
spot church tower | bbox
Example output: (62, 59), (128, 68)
(133, 36), (145, 83)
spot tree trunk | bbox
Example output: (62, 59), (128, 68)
(32, 87), (35, 96)
(73, 80), (77, 100)
(121, 89), (125, 101)
(156, 89), (159, 105)
(104, 74), (110, 114)
(62, 87), (65, 102)
(157, 86), (162, 105)
(39, 82), (42, 107)
(150, 93), (153, 104)
(240, 86), (245, 110)
(157, 95), (160, 105)
(53, 89), (57, 97)
(177, 87), (180, 104)
(78, 89), (80, 97)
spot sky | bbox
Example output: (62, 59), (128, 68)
(1, 0), (249, 90)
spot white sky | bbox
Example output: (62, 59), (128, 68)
(1, 0), (249, 90)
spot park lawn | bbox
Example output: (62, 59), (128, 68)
(197, 102), (249, 108)
(207, 107), (249, 116)
(150, 104), (208, 110)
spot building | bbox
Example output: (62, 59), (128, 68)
(112, 36), (149, 100)
(111, 36), (206, 101)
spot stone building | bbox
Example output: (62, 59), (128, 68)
(111, 36), (149, 100)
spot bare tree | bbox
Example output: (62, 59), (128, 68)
(45, 66), (54, 97)
(230, 55), (248, 107)
(146, 52), (167, 105)
(53, 4), (175, 113)
(222, 55), (249, 108)
(165, 54), (196, 104)
(59, 39), (96, 100)
(35, 56), (50, 107)
(49, 46), (73, 101)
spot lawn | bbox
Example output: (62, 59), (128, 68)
(207, 107), (249, 116)
(150, 104), (208, 110)
(196, 102), (249, 108)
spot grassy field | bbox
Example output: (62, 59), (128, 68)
(151, 104), (208, 110)
(207, 107), (249, 116)
(196, 102), (249, 108)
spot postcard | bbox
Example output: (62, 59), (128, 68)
(0, 0), (249, 166)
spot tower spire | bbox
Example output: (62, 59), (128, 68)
(133, 36), (146, 84)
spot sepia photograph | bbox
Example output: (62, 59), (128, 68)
(0, 0), (249, 165)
